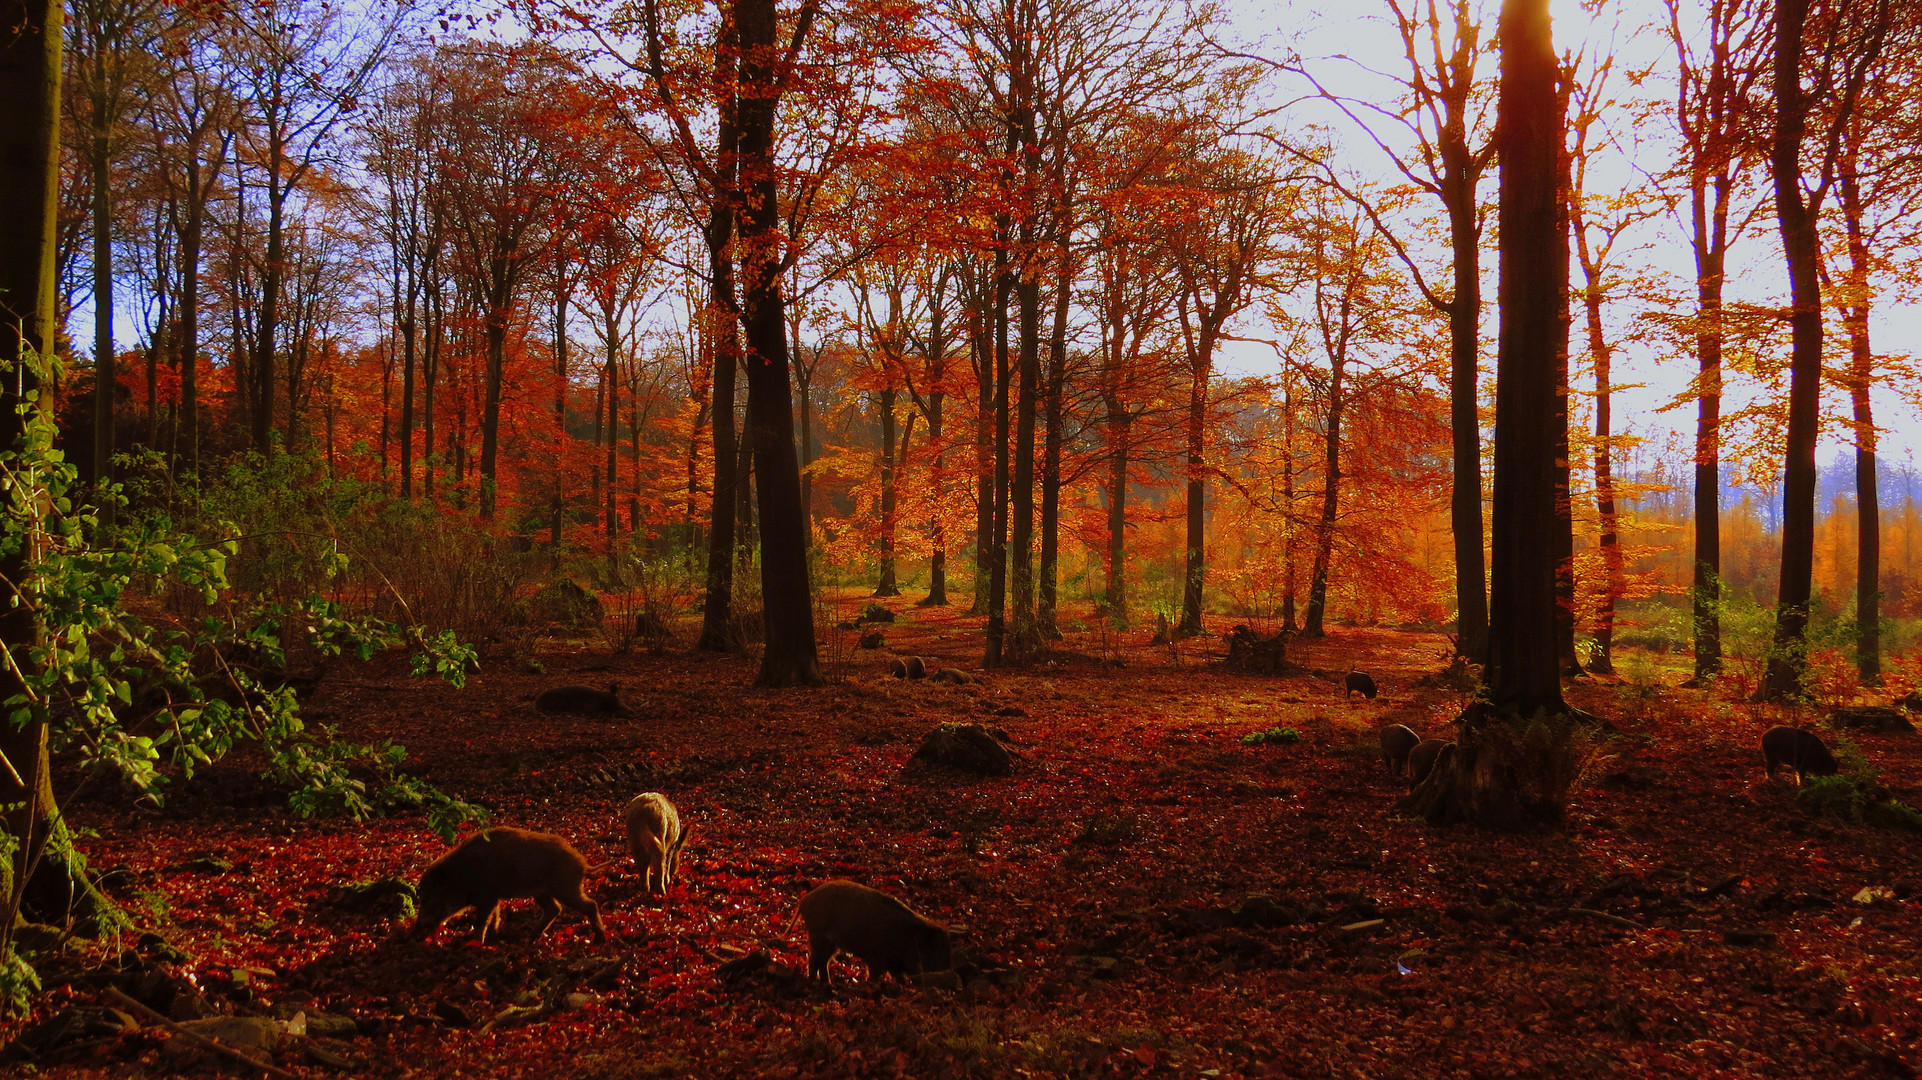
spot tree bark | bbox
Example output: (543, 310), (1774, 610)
(736, 0), (820, 687)
(1838, 148), (1880, 684)
(694, 24), (741, 652)
(1484, 0), (1568, 718)
(0, 0), (63, 959)
(1760, 0), (1823, 702)
(1303, 353), (1344, 638)
(876, 385), (899, 595)
(1584, 273), (1622, 675)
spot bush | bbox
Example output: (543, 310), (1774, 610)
(1867, 799), (1922, 833)
(1797, 775), (1867, 821)
(1242, 726), (1301, 746)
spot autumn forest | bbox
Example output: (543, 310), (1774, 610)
(1, 0), (1920, 1076)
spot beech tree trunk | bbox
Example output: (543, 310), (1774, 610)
(1584, 278), (1621, 675)
(1760, 0), (1823, 702)
(736, 0), (820, 687)
(1838, 149), (1879, 684)
(876, 386), (899, 595)
(1445, 148), (1489, 665)
(1302, 355), (1344, 638)
(1483, 0), (1567, 719)
(0, 0), (63, 958)
(695, 39), (740, 652)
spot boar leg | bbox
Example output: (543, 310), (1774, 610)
(808, 942), (835, 983)
(556, 889), (608, 940)
(475, 901), (504, 944)
(532, 895), (564, 939)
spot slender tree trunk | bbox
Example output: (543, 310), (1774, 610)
(736, 0), (820, 686)
(1179, 319), (1217, 637)
(254, 162), (286, 454)
(1839, 150), (1880, 684)
(695, 18), (741, 653)
(478, 303), (506, 519)
(1585, 277), (1621, 675)
(606, 318), (619, 541)
(923, 387), (949, 606)
(1104, 404), (1129, 625)
(986, 224), (1014, 665)
(876, 385), (899, 595)
(1038, 246), (1069, 640)
(1688, 183), (1728, 682)
(178, 179), (205, 475)
(1303, 356), (1344, 637)
(551, 289), (566, 546)
(1009, 264), (1040, 653)
(1446, 170), (1489, 663)
(970, 294), (993, 616)
(92, 67), (114, 490)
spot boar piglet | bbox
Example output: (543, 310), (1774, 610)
(1345, 669), (1379, 700)
(1379, 724), (1421, 776)
(795, 880), (952, 984)
(413, 827), (607, 943)
(1762, 725), (1839, 783)
(623, 792), (688, 896)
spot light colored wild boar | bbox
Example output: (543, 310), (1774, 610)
(623, 792), (688, 896)
(412, 827), (607, 944)
(1379, 724), (1421, 776)
(888, 656), (928, 679)
(792, 880), (953, 983)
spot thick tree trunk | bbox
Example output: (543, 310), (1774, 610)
(695, 147), (740, 650)
(970, 295), (993, 617)
(1009, 269), (1040, 653)
(985, 229), (1013, 666)
(1038, 247), (1069, 640)
(1760, 0), (1822, 702)
(1688, 179), (1729, 682)
(0, 0), (63, 959)
(737, 0), (820, 687)
(1178, 324), (1215, 637)
(1483, 0), (1567, 719)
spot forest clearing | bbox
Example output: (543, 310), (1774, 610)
(3, 602), (1919, 1078)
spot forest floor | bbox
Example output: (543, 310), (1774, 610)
(5, 595), (1922, 1079)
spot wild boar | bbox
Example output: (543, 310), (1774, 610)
(889, 656), (928, 680)
(412, 828), (607, 944)
(1407, 738), (1451, 785)
(1762, 725), (1840, 783)
(534, 682), (635, 718)
(623, 792), (688, 896)
(1379, 724), (1421, 775)
(793, 880), (953, 984)
(929, 668), (975, 686)
(1345, 669), (1379, 700)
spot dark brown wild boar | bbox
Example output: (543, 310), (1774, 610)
(1379, 725), (1421, 775)
(793, 880), (952, 983)
(888, 656), (927, 680)
(534, 682), (635, 718)
(1762, 725), (1839, 783)
(1345, 669), (1379, 700)
(1407, 738), (1451, 785)
(413, 828), (607, 943)
(623, 792), (688, 896)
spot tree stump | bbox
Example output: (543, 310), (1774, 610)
(1224, 625), (1289, 675)
(1831, 706), (1915, 733)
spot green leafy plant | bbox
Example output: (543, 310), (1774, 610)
(1242, 726), (1302, 746)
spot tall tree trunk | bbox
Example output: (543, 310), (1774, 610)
(0, 0), (63, 961)
(178, 178), (205, 475)
(91, 61), (114, 492)
(478, 304), (506, 519)
(254, 155), (286, 455)
(876, 385), (899, 595)
(1760, 0), (1823, 702)
(1585, 273), (1621, 675)
(1009, 263), (1040, 653)
(551, 289), (566, 545)
(970, 294), (993, 616)
(1838, 149), (1880, 684)
(1484, 0), (1567, 718)
(606, 319), (619, 541)
(1038, 245), (1068, 640)
(1688, 176), (1729, 682)
(695, 16), (741, 653)
(1303, 356), (1344, 637)
(923, 386), (949, 606)
(736, 0), (819, 686)
(1178, 317), (1217, 637)
(1446, 164), (1489, 664)
(423, 282), (439, 499)
(985, 224), (1013, 665)
(1104, 404), (1129, 625)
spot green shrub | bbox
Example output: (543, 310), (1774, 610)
(1866, 799), (1922, 833)
(1797, 775), (1867, 822)
(1242, 726), (1301, 746)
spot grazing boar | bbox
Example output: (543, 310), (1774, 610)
(793, 880), (953, 984)
(535, 682), (635, 718)
(929, 668), (975, 685)
(412, 828), (607, 944)
(1345, 669), (1379, 700)
(623, 792), (688, 896)
(859, 630), (885, 650)
(1379, 724), (1421, 776)
(889, 656), (928, 680)
(1407, 738), (1451, 785)
(1762, 725), (1840, 783)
